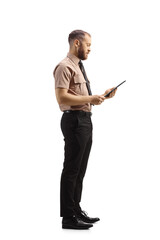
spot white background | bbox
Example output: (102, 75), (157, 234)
(0, 0), (160, 239)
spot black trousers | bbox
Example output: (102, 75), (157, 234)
(60, 111), (93, 217)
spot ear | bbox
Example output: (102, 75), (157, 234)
(74, 39), (80, 48)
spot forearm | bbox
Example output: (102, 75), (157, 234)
(56, 92), (92, 106)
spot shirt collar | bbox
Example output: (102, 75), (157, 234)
(67, 52), (80, 66)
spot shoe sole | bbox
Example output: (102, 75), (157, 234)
(62, 224), (93, 230)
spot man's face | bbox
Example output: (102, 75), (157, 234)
(77, 34), (91, 60)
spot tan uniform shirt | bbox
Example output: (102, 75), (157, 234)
(53, 53), (91, 112)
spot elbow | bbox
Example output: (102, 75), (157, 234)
(55, 90), (66, 105)
(55, 89), (70, 105)
(57, 95), (67, 105)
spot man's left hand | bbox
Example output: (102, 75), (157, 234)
(103, 87), (117, 99)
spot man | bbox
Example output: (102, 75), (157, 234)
(53, 30), (117, 230)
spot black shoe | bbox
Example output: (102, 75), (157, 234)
(62, 215), (93, 230)
(77, 210), (100, 224)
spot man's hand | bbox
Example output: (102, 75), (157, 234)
(90, 95), (105, 105)
(103, 87), (117, 99)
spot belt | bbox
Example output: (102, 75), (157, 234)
(63, 110), (92, 116)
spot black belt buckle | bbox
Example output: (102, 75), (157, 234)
(64, 110), (71, 114)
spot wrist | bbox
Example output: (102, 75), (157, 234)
(88, 95), (93, 104)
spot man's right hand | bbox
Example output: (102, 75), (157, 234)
(90, 95), (105, 105)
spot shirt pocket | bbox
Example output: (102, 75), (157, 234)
(73, 74), (86, 94)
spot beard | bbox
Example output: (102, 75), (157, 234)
(77, 43), (87, 60)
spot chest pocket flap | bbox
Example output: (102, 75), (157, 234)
(74, 74), (86, 84)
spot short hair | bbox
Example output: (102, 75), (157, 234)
(68, 30), (91, 45)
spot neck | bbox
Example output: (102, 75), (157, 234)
(69, 49), (79, 59)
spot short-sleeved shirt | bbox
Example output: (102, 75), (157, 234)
(53, 53), (91, 112)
